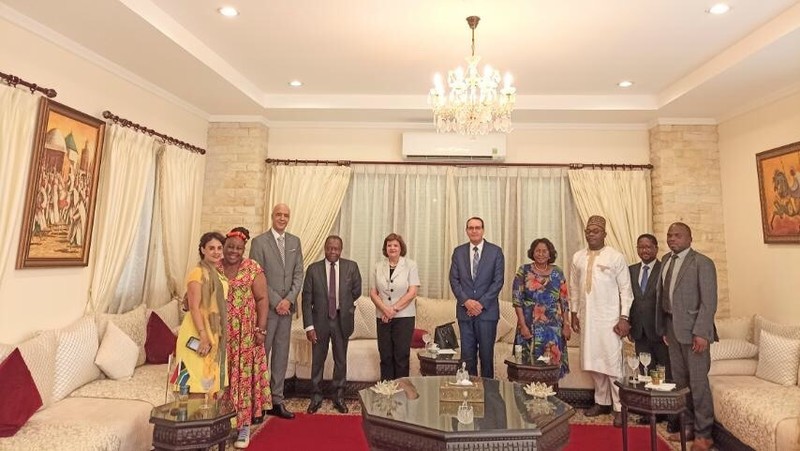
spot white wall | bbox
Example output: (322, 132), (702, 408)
(0, 18), (208, 343)
(267, 126), (650, 164)
(718, 91), (800, 321)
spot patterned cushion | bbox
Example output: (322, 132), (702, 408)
(96, 304), (147, 366)
(717, 315), (754, 342)
(497, 301), (516, 343)
(415, 298), (458, 338)
(146, 299), (180, 330)
(755, 329), (800, 386)
(0, 349), (42, 437)
(94, 322), (138, 380)
(754, 315), (800, 345)
(52, 317), (101, 402)
(711, 338), (759, 361)
(0, 330), (56, 409)
(351, 296), (378, 339)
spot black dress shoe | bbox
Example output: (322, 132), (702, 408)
(307, 398), (323, 414)
(252, 414), (265, 425)
(332, 398), (349, 414)
(584, 404), (612, 417)
(267, 404), (295, 419)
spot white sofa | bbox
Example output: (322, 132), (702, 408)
(285, 296), (594, 403)
(708, 315), (800, 451)
(0, 302), (180, 451)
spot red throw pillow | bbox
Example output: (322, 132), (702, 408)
(0, 348), (43, 437)
(411, 328), (427, 348)
(145, 313), (177, 364)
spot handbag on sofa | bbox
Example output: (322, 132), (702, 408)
(434, 322), (459, 349)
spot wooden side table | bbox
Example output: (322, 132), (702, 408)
(150, 397), (236, 451)
(504, 358), (561, 388)
(614, 380), (690, 451)
(417, 350), (460, 376)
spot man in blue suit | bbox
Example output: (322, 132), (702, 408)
(449, 217), (505, 378)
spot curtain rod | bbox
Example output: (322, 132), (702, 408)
(102, 111), (206, 155)
(0, 71), (57, 98)
(266, 158), (652, 170)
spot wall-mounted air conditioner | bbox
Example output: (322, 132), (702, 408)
(401, 132), (506, 161)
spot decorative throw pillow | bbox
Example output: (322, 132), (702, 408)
(753, 315), (800, 345)
(755, 329), (800, 386)
(351, 296), (378, 339)
(411, 328), (427, 348)
(496, 301), (516, 343)
(716, 316), (754, 342)
(147, 299), (180, 330)
(710, 338), (759, 361)
(0, 330), (56, 409)
(0, 349), (43, 437)
(52, 317), (101, 403)
(145, 313), (177, 364)
(95, 322), (139, 380)
(97, 304), (147, 366)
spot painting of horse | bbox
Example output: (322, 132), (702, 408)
(757, 141), (800, 243)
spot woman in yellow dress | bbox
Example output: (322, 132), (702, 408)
(175, 231), (229, 395)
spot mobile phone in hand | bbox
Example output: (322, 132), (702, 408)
(186, 336), (201, 352)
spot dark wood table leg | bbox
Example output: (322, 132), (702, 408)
(650, 414), (657, 451)
(621, 405), (629, 451)
(679, 412), (687, 451)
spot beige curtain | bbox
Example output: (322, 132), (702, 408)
(156, 144), (205, 299)
(567, 169), (652, 262)
(0, 86), (38, 290)
(87, 125), (157, 313)
(266, 165), (352, 269)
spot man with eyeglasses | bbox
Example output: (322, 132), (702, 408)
(449, 217), (505, 378)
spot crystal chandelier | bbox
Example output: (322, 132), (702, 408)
(429, 16), (516, 136)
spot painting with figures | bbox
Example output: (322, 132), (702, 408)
(16, 98), (106, 268)
(756, 141), (800, 243)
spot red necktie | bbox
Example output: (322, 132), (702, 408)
(328, 261), (337, 319)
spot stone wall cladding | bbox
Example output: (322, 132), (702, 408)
(649, 124), (729, 317)
(201, 122), (268, 236)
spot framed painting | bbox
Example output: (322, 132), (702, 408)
(16, 98), (106, 268)
(756, 141), (800, 244)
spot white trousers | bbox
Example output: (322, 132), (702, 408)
(590, 371), (621, 412)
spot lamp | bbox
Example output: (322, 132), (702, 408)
(429, 16), (516, 136)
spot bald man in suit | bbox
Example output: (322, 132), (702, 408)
(655, 222), (718, 451)
(303, 235), (362, 414)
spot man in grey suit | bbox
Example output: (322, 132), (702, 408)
(655, 222), (718, 451)
(302, 235), (362, 414)
(249, 203), (304, 420)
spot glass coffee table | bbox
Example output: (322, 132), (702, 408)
(150, 397), (236, 451)
(360, 376), (574, 451)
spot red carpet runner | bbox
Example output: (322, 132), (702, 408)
(249, 414), (672, 451)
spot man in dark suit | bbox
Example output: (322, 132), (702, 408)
(628, 233), (669, 377)
(655, 222), (717, 451)
(449, 217), (505, 378)
(249, 203), (304, 420)
(302, 235), (362, 414)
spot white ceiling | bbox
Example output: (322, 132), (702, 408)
(3, 0), (800, 125)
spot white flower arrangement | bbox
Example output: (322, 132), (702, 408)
(523, 381), (556, 398)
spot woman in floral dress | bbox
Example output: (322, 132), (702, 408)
(512, 237), (571, 378)
(219, 227), (271, 448)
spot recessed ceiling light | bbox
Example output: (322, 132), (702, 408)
(218, 6), (239, 17)
(288, 80), (303, 87)
(707, 3), (730, 15)
(618, 80), (634, 88)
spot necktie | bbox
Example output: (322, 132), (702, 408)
(640, 264), (649, 292)
(585, 250), (599, 294)
(472, 246), (480, 279)
(662, 255), (678, 313)
(328, 261), (337, 319)
(277, 235), (286, 265)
